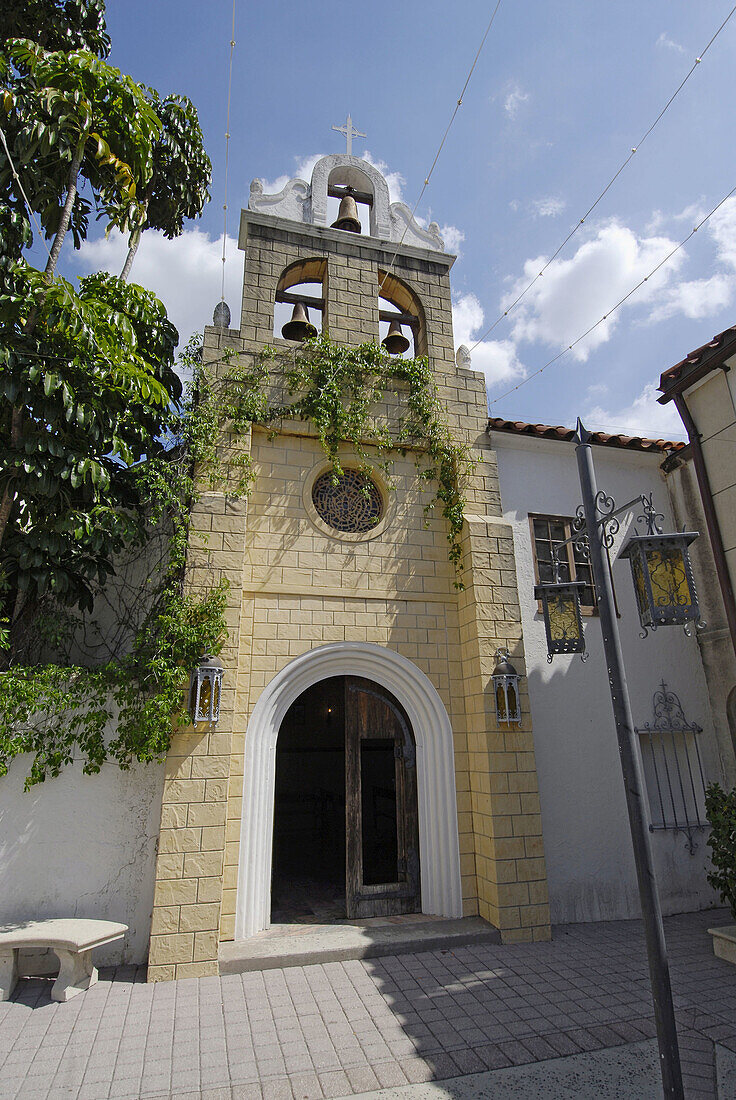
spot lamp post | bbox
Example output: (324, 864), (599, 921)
(534, 420), (704, 1099)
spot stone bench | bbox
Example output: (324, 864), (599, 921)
(0, 919), (127, 1002)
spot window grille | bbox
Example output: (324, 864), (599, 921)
(635, 681), (707, 854)
(530, 514), (597, 609)
(311, 469), (383, 533)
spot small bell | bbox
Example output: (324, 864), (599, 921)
(331, 193), (361, 233)
(281, 301), (317, 342)
(382, 320), (410, 355)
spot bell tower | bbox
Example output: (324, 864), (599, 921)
(146, 152), (551, 981)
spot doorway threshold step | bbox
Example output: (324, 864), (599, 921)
(219, 916), (501, 973)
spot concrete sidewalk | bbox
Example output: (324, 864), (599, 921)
(1, 909), (735, 1099)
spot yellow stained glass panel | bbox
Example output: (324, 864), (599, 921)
(548, 595), (580, 642)
(646, 547), (691, 610)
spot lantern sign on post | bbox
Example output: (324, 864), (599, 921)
(619, 496), (702, 635)
(492, 649), (522, 725)
(188, 654), (224, 726)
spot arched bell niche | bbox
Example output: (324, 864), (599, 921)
(378, 269), (427, 358)
(274, 257), (326, 342)
(311, 155), (392, 239)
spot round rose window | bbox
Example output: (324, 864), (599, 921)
(311, 468), (383, 534)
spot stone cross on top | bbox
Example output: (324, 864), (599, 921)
(332, 114), (366, 156)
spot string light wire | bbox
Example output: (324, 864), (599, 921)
(488, 181), (736, 408)
(378, 0), (502, 293)
(470, 3), (736, 352)
(220, 1), (236, 303)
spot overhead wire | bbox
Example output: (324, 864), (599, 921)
(378, 0), (502, 294)
(470, 3), (736, 352)
(220, 0), (236, 304)
(488, 181), (736, 408)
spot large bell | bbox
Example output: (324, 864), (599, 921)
(382, 319), (410, 355)
(281, 301), (317, 342)
(331, 193), (361, 233)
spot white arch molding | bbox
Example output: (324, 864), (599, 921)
(235, 642), (463, 939)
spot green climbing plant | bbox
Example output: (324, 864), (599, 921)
(195, 334), (474, 575)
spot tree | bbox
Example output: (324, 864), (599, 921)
(1, 0), (111, 57)
(119, 89), (211, 281)
(0, 269), (181, 621)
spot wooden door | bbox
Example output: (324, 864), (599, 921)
(345, 677), (421, 918)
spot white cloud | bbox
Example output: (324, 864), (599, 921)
(531, 196), (566, 218)
(587, 382), (686, 440)
(504, 222), (684, 360)
(657, 31), (685, 54)
(452, 292), (526, 388)
(504, 85), (529, 119)
(439, 224), (465, 255)
(708, 196), (736, 269)
(77, 228), (242, 348)
(648, 273), (734, 323)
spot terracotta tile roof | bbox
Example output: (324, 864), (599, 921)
(658, 324), (736, 399)
(487, 417), (686, 454)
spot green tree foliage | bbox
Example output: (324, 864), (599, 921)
(1, 0), (110, 57)
(1, 38), (161, 267)
(705, 783), (736, 920)
(0, 269), (181, 613)
(119, 90), (211, 280)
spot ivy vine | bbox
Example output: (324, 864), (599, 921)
(0, 334), (472, 788)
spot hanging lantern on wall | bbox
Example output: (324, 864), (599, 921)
(534, 580), (587, 661)
(492, 649), (522, 725)
(619, 528), (701, 632)
(188, 654), (224, 725)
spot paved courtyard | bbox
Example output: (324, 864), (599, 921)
(1, 909), (735, 1099)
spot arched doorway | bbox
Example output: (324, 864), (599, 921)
(236, 643), (462, 940)
(271, 676), (421, 923)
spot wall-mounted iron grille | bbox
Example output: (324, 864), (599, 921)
(311, 469), (382, 533)
(635, 681), (707, 854)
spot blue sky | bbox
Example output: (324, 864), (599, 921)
(68, 1), (736, 438)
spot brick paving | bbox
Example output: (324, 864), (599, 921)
(1, 909), (734, 1099)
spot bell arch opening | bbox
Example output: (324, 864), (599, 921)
(235, 642), (462, 940)
(326, 165), (375, 236)
(378, 270), (427, 358)
(274, 257), (326, 342)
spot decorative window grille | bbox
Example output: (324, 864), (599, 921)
(635, 681), (707, 854)
(311, 469), (383, 533)
(530, 514), (598, 609)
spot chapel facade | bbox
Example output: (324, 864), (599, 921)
(146, 154), (551, 981)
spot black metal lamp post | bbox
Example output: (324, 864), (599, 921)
(533, 419), (703, 1099)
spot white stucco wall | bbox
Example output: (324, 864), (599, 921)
(0, 756), (164, 964)
(492, 431), (720, 924)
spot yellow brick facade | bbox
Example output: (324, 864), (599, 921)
(148, 185), (551, 980)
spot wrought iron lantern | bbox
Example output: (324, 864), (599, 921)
(188, 654), (224, 725)
(534, 579), (587, 661)
(619, 501), (701, 633)
(492, 649), (522, 725)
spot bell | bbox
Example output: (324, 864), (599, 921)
(382, 320), (410, 355)
(281, 301), (317, 342)
(331, 193), (361, 233)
